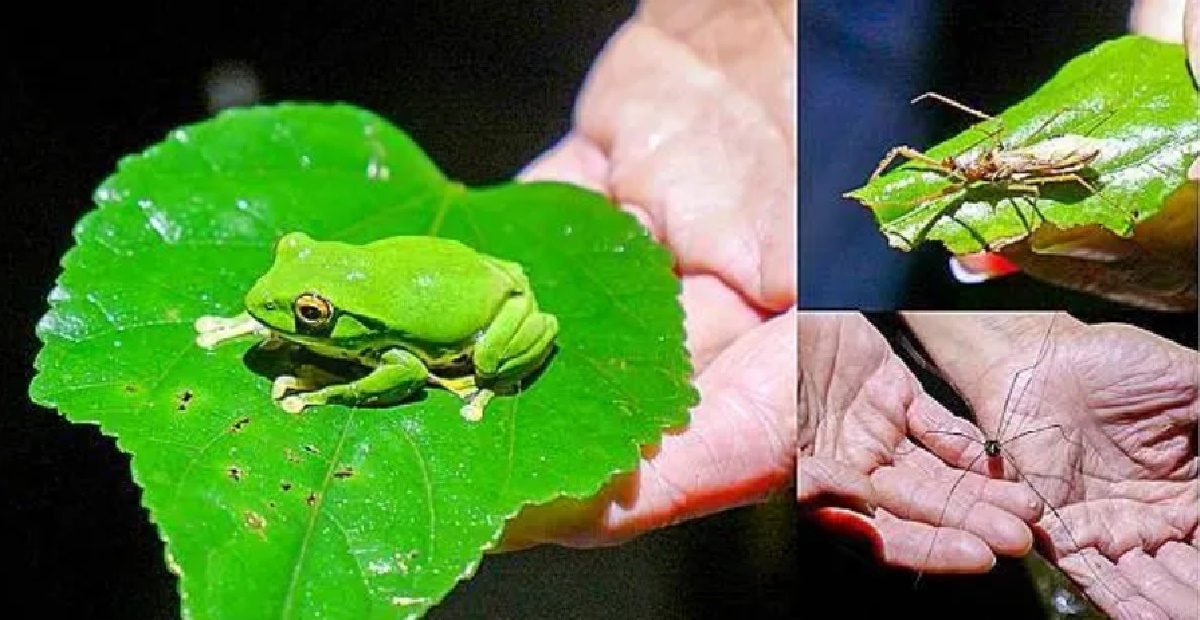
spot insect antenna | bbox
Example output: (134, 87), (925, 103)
(911, 91), (1008, 156)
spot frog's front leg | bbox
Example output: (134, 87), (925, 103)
(277, 348), (428, 414)
(194, 312), (272, 349)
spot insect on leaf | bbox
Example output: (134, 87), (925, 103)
(29, 104), (696, 619)
(845, 35), (1200, 254)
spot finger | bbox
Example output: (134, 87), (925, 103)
(518, 132), (662, 238)
(1129, 0), (1188, 43)
(576, 26), (795, 312)
(1186, 0), (1200, 81)
(680, 273), (764, 373)
(906, 393), (990, 469)
(801, 506), (885, 562)
(907, 393), (1032, 487)
(1116, 547), (1197, 620)
(1155, 540), (1200, 591)
(796, 455), (876, 516)
(872, 465), (1035, 560)
(517, 133), (609, 192)
(893, 444), (1044, 523)
(873, 509), (994, 573)
(1056, 548), (1150, 620)
(1043, 501), (1199, 561)
(520, 310), (796, 547)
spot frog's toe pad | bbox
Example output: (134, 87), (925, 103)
(271, 376), (301, 400)
(280, 395), (308, 414)
(459, 389), (494, 422)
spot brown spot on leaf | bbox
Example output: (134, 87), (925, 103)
(333, 466), (355, 479)
(230, 417), (251, 433)
(227, 466), (243, 482)
(244, 510), (267, 535)
(306, 492), (318, 507)
(177, 389), (195, 411)
(280, 481), (293, 492)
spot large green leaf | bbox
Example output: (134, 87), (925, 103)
(845, 35), (1200, 254)
(30, 103), (696, 618)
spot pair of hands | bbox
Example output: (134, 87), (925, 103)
(799, 313), (1199, 620)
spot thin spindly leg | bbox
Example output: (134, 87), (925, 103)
(1018, 107), (1072, 146)
(911, 92), (1007, 151)
(911, 92), (995, 122)
(869, 145), (961, 182)
(1028, 173), (1138, 229)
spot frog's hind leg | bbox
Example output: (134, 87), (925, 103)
(474, 292), (559, 384)
(452, 291), (558, 422)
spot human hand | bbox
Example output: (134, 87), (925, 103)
(499, 0), (797, 549)
(798, 312), (1040, 575)
(903, 313), (1199, 620)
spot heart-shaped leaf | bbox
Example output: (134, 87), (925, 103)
(30, 103), (696, 619)
(845, 35), (1200, 254)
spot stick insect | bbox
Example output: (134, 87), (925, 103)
(897, 313), (1121, 616)
(859, 92), (1137, 247)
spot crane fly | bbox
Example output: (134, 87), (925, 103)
(855, 92), (1137, 248)
(898, 313), (1120, 615)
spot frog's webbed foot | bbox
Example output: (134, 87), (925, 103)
(279, 391), (338, 414)
(272, 375), (316, 400)
(459, 388), (494, 422)
(194, 313), (270, 349)
(427, 374), (493, 422)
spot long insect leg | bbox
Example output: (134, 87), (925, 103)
(911, 92), (996, 122)
(911, 91), (1007, 151)
(869, 145), (963, 182)
(997, 443), (1125, 608)
(1017, 109), (1072, 148)
(1022, 173), (1139, 233)
(913, 447), (990, 588)
(993, 314), (1059, 443)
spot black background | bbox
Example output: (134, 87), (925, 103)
(2, 1), (1196, 619)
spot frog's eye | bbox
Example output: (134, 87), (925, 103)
(293, 293), (334, 328)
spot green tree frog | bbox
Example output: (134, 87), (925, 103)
(194, 232), (558, 421)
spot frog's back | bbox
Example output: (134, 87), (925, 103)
(354, 236), (518, 343)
